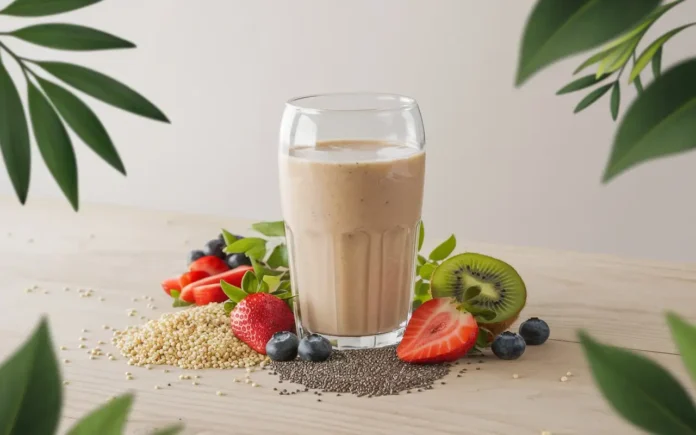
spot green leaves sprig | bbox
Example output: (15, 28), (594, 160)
(517, 0), (696, 182)
(0, 317), (182, 435)
(580, 313), (696, 434)
(0, 0), (168, 211)
(220, 221), (292, 314)
(413, 222), (456, 311)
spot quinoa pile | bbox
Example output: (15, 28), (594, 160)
(270, 346), (450, 397)
(113, 303), (267, 369)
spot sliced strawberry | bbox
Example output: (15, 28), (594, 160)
(397, 298), (478, 364)
(179, 270), (209, 288)
(180, 283), (196, 303)
(193, 283), (229, 306)
(181, 265), (252, 295)
(230, 293), (295, 354)
(161, 276), (181, 296)
(189, 255), (229, 276)
(180, 266), (253, 305)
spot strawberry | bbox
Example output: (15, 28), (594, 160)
(230, 293), (295, 354)
(193, 283), (229, 306)
(189, 255), (229, 276)
(179, 270), (209, 288)
(397, 298), (478, 364)
(161, 276), (181, 296)
(180, 266), (253, 305)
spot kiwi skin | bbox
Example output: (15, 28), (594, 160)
(430, 253), (527, 335)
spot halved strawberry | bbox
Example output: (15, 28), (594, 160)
(161, 276), (181, 296)
(397, 298), (478, 364)
(193, 283), (229, 306)
(179, 270), (209, 288)
(189, 255), (229, 276)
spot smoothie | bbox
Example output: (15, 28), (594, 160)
(279, 140), (425, 337)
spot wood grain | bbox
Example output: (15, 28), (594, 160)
(0, 197), (694, 435)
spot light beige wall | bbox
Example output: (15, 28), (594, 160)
(1, 0), (695, 261)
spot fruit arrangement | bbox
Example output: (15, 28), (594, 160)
(159, 219), (550, 364)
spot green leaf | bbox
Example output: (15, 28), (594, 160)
(0, 54), (31, 204)
(630, 24), (695, 83)
(603, 59), (696, 182)
(246, 244), (266, 261)
(653, 46), (663, 78)
(666, 312), (696, 386)
(579, 331), (696, 434)
(224, 237), (266, 255)
(414, 280), (430, 297)
(275, 291), (294, 300)
(241, 270), (257, 293)
(610, 82), (621, 121)
(417, 255), (427, 266)
(220, 280), (247, 303)
(250, 257), (264, 282)
(557, 74), (609, 94)
(37, 61), (168, 122)
(429, 235), (456, 261)
(11, 24), (134, 51)
(223, 301), (235, 315)
(463, 286), (481, 302)
(220, 229), (239, 246)
(263, 275), (282, 292)
(418, 263), (435, 280)
(0, 0), (102, 16)
(634, 74), (644, 94)
(574, 83), (613, 114)
(475, 329), (489, 349)
(67, 394), (133, 435)
(596, 37), (641, 78)
(0, 318), (62, 435)
(151, 425), (184, 435)
(277, 280), (291, 292)
(28, 81), (79, 210)
(515, 0), (660, 86)
(38, 77), (125, 174)
(418, 221), (425, 251)
(251, 221), (285, 237)
(267, 244), (288, 269)
(574, 49), (613, 75)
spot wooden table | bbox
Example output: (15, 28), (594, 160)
(1, 197), (695, 435)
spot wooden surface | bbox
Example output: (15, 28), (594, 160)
(1, 197), (695, 435)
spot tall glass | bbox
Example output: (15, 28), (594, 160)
(279, 93), (426, 349)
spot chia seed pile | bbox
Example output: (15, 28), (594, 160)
(270, 345), (450, 397)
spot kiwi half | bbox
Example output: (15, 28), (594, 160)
(430, 253), (526, 325)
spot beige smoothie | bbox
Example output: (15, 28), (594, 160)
(279, 140), (425, 337)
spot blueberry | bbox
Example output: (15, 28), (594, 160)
(225, 253), (252, 269)
(266, 331), (299, 361)
(298, 334), (332, 362)
(519, 317), (550, 345)
(203, 238), (226, 259)
(187, 250), (206, 265)
(491, 331), (526, 360)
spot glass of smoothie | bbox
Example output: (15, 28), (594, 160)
(279, 93), (426, 349)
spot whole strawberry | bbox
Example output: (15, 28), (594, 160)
(230, 293), (295, 354)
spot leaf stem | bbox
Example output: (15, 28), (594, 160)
(0, 40), (36, 82)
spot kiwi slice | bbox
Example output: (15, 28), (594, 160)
(430, 253), (526, 324)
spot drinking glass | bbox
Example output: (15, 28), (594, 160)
(278, 93), (426, 349)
